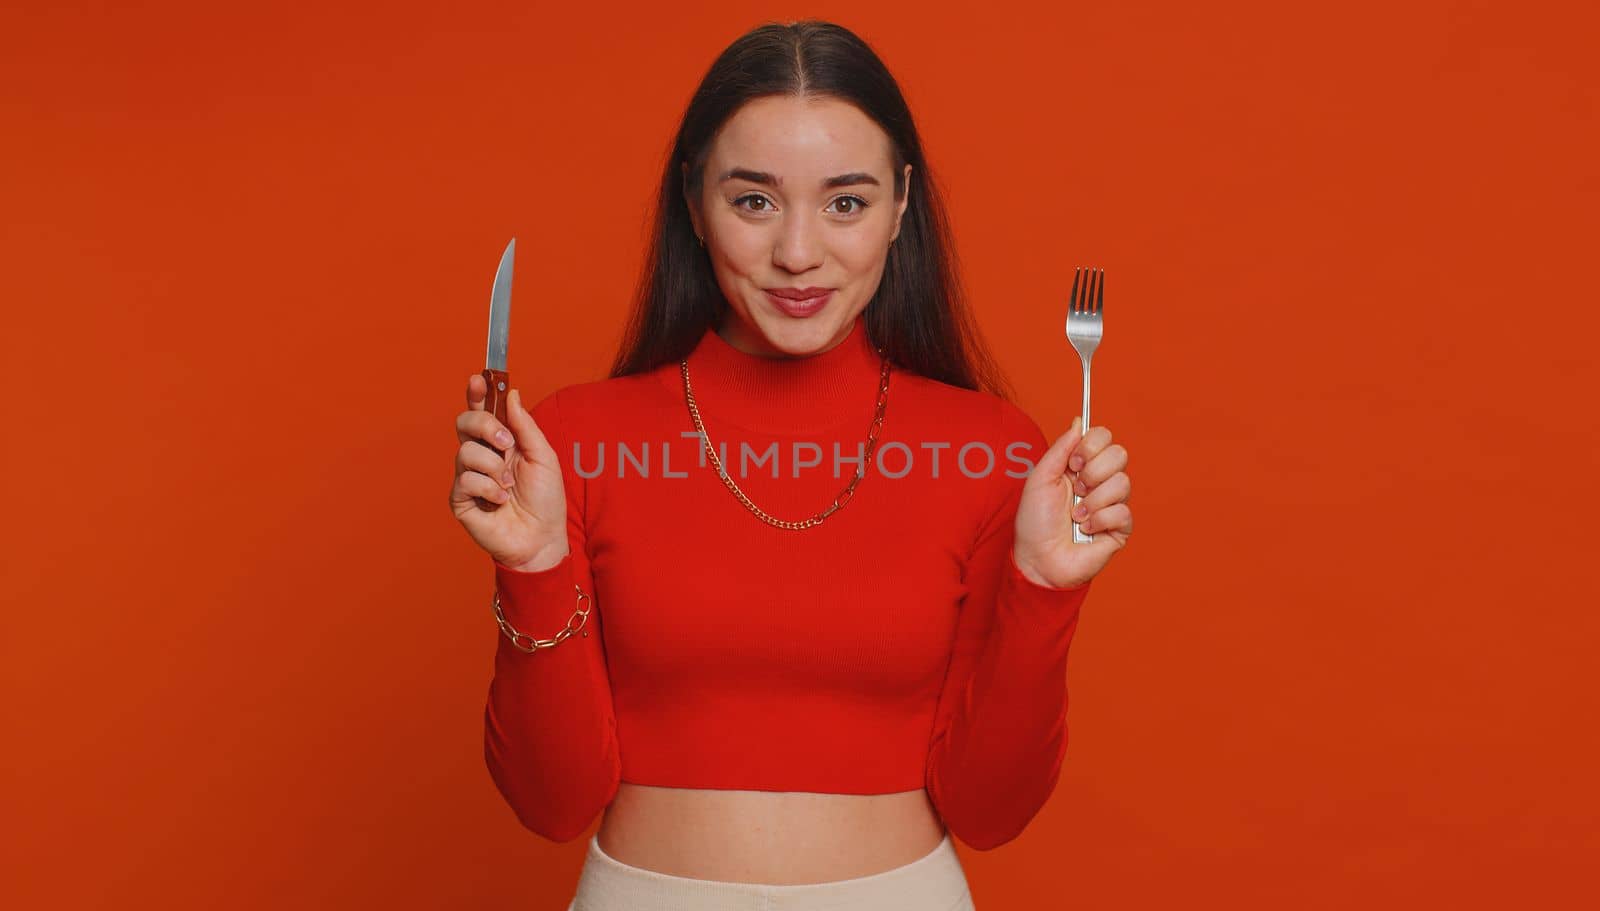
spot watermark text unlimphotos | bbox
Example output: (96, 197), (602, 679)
(563, 432), (1041, 480)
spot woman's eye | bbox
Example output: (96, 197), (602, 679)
(733, 194), (772, 212)
(830, 195), (869, 215)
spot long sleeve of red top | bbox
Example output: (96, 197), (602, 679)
(482, 388), (621, 842)
(923, 405), (1093, 850)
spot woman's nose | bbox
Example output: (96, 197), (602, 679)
(771, 216), (825, 273)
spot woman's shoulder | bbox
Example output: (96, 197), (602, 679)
(895, 370), (1051, 448)
(525, 370), (669, 436)
(894, 372), (1055, 519)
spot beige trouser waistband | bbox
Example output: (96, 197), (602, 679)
(568, 832), (975, 911)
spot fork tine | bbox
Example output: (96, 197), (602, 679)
(1095, 267), (1104, 315)
(1069, 267), (1081, 312)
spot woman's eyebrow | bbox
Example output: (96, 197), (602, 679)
(718, 167), (880, 189)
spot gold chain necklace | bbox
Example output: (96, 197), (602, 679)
(679, 348), (892, 530)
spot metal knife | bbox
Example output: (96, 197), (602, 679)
(481, 238), (515, 455)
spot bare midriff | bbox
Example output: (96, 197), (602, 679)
(595, 783), (948, 885)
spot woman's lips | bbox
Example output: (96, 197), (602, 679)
(764, 289), (832, 318)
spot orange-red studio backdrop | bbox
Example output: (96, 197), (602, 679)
(3, 0), (1597, 907)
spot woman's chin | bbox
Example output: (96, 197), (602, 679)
(750, 314), (843, 357)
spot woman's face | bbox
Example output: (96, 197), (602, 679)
(684, 94), (912, 359)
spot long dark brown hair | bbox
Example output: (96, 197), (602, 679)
(606, 19), (1014, 401)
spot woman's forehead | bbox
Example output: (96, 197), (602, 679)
(709, 96), (892, 177)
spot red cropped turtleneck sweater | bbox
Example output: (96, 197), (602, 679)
(483, 316), (1093, 851)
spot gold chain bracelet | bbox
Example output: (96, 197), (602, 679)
(492, 582), (592, 653)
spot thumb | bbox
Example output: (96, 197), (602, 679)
(503, 388), (554, 464)
(1029, 416), (1083, 488)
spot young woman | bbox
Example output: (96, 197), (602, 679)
(450, 19), (1133, 911)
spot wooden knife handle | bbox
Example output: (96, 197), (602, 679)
(481, 367), (510, 454)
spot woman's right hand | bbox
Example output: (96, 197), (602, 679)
(450, 377), (571, 573)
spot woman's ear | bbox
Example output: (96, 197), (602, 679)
(890, 163), (913, 243)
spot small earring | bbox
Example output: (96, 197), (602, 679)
(696, 234), (705, 247)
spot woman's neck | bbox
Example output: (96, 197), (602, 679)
(681, 312), (885, 435)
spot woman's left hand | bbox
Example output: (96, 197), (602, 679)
(1013, 416), (1132, 589)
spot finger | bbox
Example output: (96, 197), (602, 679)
(1076, 442), (1129, 490)
(466, 373), (487, 411)
(456, 407), (516, 451)
(457, 439), (514, 488)
(1071, 470), (1130, 518)
(1067, 424), (1113, 474)
(1078, 501), (1131, 536)
(1029, 416), (1085, 489)
(503, 388), (555, 465)
(1074, 464), (1131, 501)
(453, 470), (511, 508)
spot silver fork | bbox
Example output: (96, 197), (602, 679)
(1065, 266), (1104, 544)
